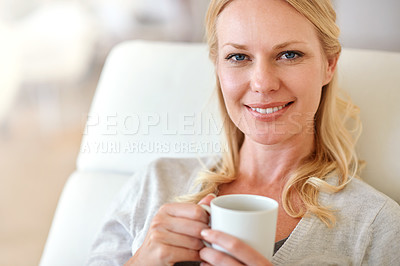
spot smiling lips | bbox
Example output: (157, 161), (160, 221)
(247, 102), (292, 115)
(250, 103), (290, 114)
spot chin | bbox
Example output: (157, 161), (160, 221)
(245, 132), (290, 146)
(243, 123), (307, 146)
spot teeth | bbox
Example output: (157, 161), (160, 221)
(251, 103), (288, 114)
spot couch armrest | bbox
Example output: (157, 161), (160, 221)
(39, 171), (130, 266)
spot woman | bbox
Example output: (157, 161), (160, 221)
(88, 0), (400, 265)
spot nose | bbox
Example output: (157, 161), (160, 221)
(250, 60), (280, 93)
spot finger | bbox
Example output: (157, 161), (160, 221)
(160, 203), (209, 224)
(151, 242), (202, 264)
(198, 193), (217, 206)
(156, 205), (210, 237)
(163, 216), (210, 238)
(155, 227), (205, 250)
(200, 229), (272, 265)
(199, 247), (244, 266)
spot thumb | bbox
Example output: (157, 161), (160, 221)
(198, 193), (217, 206)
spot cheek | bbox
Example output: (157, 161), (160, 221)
(290, 64), (324, 98)
(280, 65), (323, 119)
(218, 67), (249, 103)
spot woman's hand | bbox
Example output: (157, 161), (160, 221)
(125, 194), (215, 266)
(199, 229), (273, 266)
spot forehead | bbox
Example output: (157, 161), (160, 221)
(216, 0), (319, 48)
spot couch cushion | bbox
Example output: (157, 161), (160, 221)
(338, 49), (400, 203)
(77, 41), (220, 174)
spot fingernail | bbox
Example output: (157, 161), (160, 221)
(207, 193), (217, 198)
(201, 229), (211, 237)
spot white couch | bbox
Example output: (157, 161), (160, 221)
(39, 40), (400, 266)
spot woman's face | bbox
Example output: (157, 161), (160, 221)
(216, 0), (337, 146)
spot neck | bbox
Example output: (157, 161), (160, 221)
(237, 132), (314, 186)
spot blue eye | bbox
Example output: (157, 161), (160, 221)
(226, 53), (248, 62)
(279, 51), (303, 60)
(283, 52), (296, 59)
(233, 54), (246, 61)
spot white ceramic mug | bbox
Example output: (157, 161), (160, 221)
(201, 194), (278, 260)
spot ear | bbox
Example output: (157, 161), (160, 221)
(323, 53), (340, 85)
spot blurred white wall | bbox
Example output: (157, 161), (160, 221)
(0, 0), (399, 128)
(335, 0), (400, 52)
(0, 0), (211, 129)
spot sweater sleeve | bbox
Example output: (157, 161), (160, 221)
(85, 157), (206, 266)
(363, 198), (400, 265)
(86, 169), (146, 266)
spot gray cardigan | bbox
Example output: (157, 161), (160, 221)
(87, 157), (400, 265)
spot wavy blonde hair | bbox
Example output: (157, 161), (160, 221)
(178, 0), (362, 227)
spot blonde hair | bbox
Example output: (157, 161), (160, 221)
(178, 0), (362, 227)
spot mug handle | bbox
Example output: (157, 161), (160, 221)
(200, 204), (212, 248)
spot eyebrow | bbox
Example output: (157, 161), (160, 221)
(273, 41), (307, 50)
(222, 41), (307, 50)
(222, 43), (249, 50)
